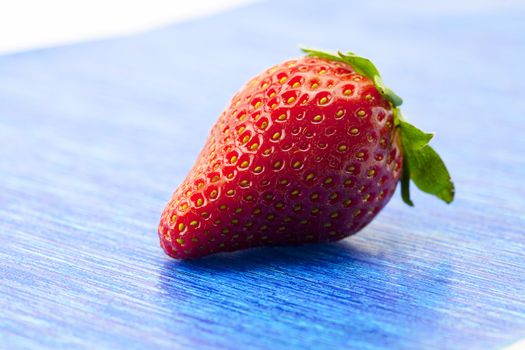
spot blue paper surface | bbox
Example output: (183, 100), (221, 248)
(1, 1), (524, 349)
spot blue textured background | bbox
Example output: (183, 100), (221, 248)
(1, 1), (524, 349)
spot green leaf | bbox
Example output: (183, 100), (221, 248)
(399, 120), (455, 204)
(400, 160), (414, 206)
(301, 48), (402, 107)
(383, 87), (403, 108)
(301, 48), (342, 63)
(337, 51), (382, 86)
(399, 120), (434, 150)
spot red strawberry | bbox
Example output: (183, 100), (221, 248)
(158, 49), (454, 259)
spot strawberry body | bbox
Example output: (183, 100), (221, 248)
(158, 55), (404, 259)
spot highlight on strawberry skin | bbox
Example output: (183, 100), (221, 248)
(158, 48), (454, 259)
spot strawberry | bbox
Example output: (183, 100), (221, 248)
(158, 49), (454, 259)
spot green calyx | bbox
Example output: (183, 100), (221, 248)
(302, 48), (454, 206)
(302, 48), (403, 107)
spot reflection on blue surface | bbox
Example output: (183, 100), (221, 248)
(159, 242), (453, 349)
(0, 0), (524, 349)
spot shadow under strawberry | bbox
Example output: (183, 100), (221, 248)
(155, 240), (469, 350)
(171, 240), (373, 271)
